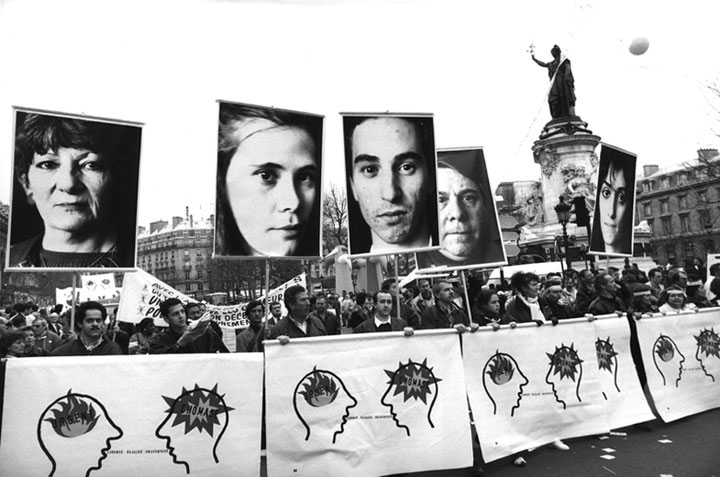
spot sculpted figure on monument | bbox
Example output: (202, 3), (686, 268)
(531, 44), (576, 119)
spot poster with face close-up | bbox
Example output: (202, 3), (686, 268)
(416, 147), (506, 270)
(589, 143), (637, 257)
(343, 113), (440, 256)
(214, 101), (323, 258)
(6, 108), (142, 270)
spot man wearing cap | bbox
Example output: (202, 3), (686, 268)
(417, 149), (504, 268)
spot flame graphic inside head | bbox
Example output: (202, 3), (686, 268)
(298, 368), (340, 407)
(656, 336), (675, 362)
(44, 390), (100, 438)
(486, 352), (515, 385)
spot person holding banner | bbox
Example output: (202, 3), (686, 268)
(269, 286), (326, 341)
(9, 112), (140, 268)
(150, 298), (228, 354)
(421, 281), (474, 332)
(353, 291), (410, 333)
(215, 103), (322, 257)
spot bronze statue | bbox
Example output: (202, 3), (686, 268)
(531, 45), (576, 119)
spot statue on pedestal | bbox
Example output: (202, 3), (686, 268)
(531, 44), (576, 119)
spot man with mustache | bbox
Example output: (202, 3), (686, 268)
(345, 115), (438, 254)
(51, 301), (121, 356)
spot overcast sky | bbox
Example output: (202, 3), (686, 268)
(1, 0), (718, 228)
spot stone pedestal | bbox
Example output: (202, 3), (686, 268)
(531, 116), (601, 225)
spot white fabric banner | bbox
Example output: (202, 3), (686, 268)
(463, 318), (610, 463)
(635, 308), (720, 422)
(591, 315), (655, 428)
(264, 330), (473, 476)
(0, 354), (263, 477)
(117, 269), (195, 325)
(80, 273), (120, 301)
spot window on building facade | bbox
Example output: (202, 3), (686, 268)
(678, 173), (689, 186)
(646, 219), (654, 233)
(660, 177), (670, 189)
(699, 209), (712, 228)
(678, 195), (687, 210)
(184, 250), (190, 256)
(198, 282), (203, 291)
(662, 217), (672, 236)
(697, 167), (708, 180)
(680, 214), (690, 233)
(660, 200), (669, 214)
(642, 203), (652, 217)
(697, 190), (708, 205)
(685, 242), (695, 258)
(643, 181), (654, 192)
(185, 271), (190, 280)
(197, 271), (203, 280)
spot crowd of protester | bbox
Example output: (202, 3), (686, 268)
(1, 257), (718, 473)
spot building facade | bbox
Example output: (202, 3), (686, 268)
(635, 149), (720, 266)
(137, 215), (213, 299)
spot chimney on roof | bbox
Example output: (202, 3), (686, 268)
(190, 214), (194, 228)
(643, 165), (659, 177)
(138, 226), (146, 235)
(150, 220), (168, 234)
(186, 206), (189, 220)
(698, 148), (719, 161)
(172, 216), (183, 228)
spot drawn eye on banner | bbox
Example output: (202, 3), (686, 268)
(292, 367), (357, 444)
(595, 337), (620, 399)
(342, 113), (440, 257)
(380, 358), (442, 436)
(6, 108), (142, 271)
(653, 334), (686, 387)
(545, 343), (584, 409)
(695, 327), (720, 382)
(214, 101), (323, 259)
(155, 384), (235, 474)
(37, 390), (123, 477)
(482, 351), (528, 417)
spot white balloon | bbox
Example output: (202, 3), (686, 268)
(629, 37), (650, 55)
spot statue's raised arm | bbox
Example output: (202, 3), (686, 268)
(531, 44), (576, 119)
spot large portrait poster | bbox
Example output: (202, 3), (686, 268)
(416, 147), (506, 270)
(589, 143), (637, 257)
(342, 113), (440, 256)
(214, 101), (323, 258)
(635, 309), (720, 422)
(265, 330), (472, 476)
(0, 354), (264, 477)
(6, 108), (142, 270)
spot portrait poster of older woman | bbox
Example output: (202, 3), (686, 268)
(589, 144), (637, 257)
(7, 109), (142, 269)
(214, 102), (323, 258)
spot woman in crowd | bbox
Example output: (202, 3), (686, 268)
(503, 272), (547, 325)
(129, 317), (157, 355)
(658, 286), (698, 314)
(590, 151), (634, 255)
(9, 112), (141, 268)
(473, 288), (503, 327)
(0, 331), (27, 358)
(215, 103), (322, 257)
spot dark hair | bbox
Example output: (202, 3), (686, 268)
(0, 331), (26, 357)
(76, 301), (108, 326)
(245, 300), (263, 316)
(510, 272), (540, 295)
(160, 298), (183, 317)
(137, 317), (155, 333)
(593, 272), (612, 293)
(355, 292), (369, 306)
(475, 288), (498, 311)
(283, 285), (306, 310)
(710, 278), (720, 297)
(648, 268), (663, 279)
(184, 302), (201, 314)
(342, 115), (439, 253)
(380, 278), (396, 291)
(590, 147), (636, 254)
(11, 112), (141, 259)
(215, 103), (322, 256)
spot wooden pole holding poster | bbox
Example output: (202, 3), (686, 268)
(394, 254), (401, 321)
(265, 258), (271, 338)
(461, 270), (472, 319)
(70, 272), (78, 333)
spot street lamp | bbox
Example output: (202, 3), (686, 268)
(554, 196), (572, 270)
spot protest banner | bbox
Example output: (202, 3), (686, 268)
(635, 308), (720, 422)
(80, 273), (120, 302)
(591, 314), (655, 429)
(265, 330), (472, 476)
(0, 354), (263, 477)
(463, 318), (609, 463)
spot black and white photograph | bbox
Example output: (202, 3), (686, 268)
(416, 148), (506, 270)
(214, 101), (323, 258)
(589, 143), (637, 257)
(342, 113), (439, 256)
(7, 109), (142, 270)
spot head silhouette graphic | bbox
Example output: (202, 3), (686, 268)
(381, 358), (442, 436)
(695, 328), (720, 382)
(545, 343), (584, 409)
(155, 384), (234, 474)
(293, 367), (357, 443)
(596, 337), (620, 399)
(653, 335), (685, 387)
(37, 390), (123, 477)
(482, 351), (528, 416)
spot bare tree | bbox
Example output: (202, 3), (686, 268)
(323, 183), (348, 254)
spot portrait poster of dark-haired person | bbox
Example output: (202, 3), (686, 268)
(214, 101), (323, 258)
(6, 108), (142, 270)
(342, 113), (440, 256)
(589, 143), (637, 257)
(416, 148), (506, 270)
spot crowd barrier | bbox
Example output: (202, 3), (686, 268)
(1, 309), (719, 476)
